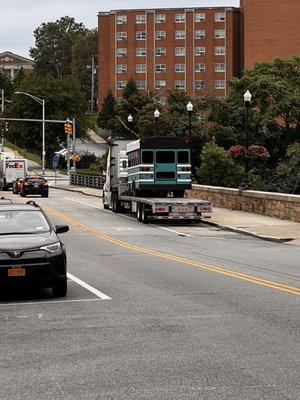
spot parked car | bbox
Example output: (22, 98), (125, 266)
(20, 177), (49, 197)
(12, 177), (24, 194)
(0, 201), (69, 297)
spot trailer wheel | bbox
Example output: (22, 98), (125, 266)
(141, 203), (149, 224)
(137, 202), (142, 222)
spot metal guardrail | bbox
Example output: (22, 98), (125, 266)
(70, 173), (105, 189)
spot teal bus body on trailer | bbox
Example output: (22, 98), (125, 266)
(126, 136), (191, 197)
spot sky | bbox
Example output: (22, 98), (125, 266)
(0, 0), (239, 59)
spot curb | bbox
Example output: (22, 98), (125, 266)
(202, 220), (294, 243)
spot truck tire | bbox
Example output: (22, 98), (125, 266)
(141, 203), (149, 224)
(137, 202), (142, 222)
(52, 278), (67, 297)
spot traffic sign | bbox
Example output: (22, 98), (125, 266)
(52, 154), (60, 169)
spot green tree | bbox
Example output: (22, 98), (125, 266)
(123, 78), (138, 99)
(5, 73), (88, 165)
(196, 142), (243, 187)
(30, 16), (88, 78)
(0, 70), (13, 98)
(13, 67), (26, 87)
(71, 29), (98, 101)
(97, 90), (116, 130)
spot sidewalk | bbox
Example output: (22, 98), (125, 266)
(50, 184), (300, 245)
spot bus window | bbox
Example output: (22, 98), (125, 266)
(156, 151), (175, 163)
(178, 150), (189, 163)
(142, 151), (154, 163)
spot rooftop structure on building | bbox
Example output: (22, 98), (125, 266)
(0, 51), (34, 79)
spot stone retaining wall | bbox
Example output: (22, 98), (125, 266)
(187, 185), (300, 223)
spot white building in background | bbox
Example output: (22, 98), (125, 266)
(0, 51), (34, 79)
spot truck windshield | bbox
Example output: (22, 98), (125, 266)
(178, 150), (189, 163)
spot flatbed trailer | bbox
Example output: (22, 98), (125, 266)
(111, 195), (213, 223)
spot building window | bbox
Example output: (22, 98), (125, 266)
(136, 14), (146, 24)
(155, 80), (166, 90)
(215, 63), (226, 72)
(215, 80), (226, 89)
(136, 31), (146, 40)
(117, 64), (127, 73)
(155, 14), (166, 23)
(195, 80), (205, 89)
(116, 15), (127, 24)
(175, 80), (186, 89)
(136, 80), (146, 89)
(156, 64), (166, 73)
(175, 14), (186, 23)
(195, 46), (205, 55)
(195, 30), (205, 39)
(116, 31), (127, 41)
(175, 47), (186, 56)
(195, 63), (205, 72)
(175, 30), (186, 39)
(116, 48), (127, 57)
(215, 46), (226, 55)
(156, 31), (166, 40)
(175, 63), (185, 72)
(117, 81), (127, 89)
(215, 12), (226, 22)
(195, 13), (205, 22)
(156, 47), (166, 56)
(215, 29), (226, 38)
(158, 97), (166, 106)
(216, 96), (225, 100)
(136, 48), (146, 56)
(136, 64), (146, 73)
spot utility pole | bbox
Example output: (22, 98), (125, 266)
(0, 89), (4, 151)
(90, 56), (95, 113)
(72, 118), (76, 172)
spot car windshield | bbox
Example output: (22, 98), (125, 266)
(0, 210), (50, 234)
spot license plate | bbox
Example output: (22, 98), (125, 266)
(8, 267), (25, 277)
(172, 205), (194, 213)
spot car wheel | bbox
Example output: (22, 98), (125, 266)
(52, 278), (67, 297)
(42, 192), (49, 198)
(20, 190), (26, 197)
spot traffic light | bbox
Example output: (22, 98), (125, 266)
(5, 122), (9, 132)
(64, 121), (72, 135)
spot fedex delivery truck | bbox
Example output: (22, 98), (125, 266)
(0, 158), (27, 190)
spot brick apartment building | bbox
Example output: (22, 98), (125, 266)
(240, 0), (300, 70)
(98, 7), (243, 107)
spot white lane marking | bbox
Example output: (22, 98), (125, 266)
(150, 224), (191, 237)
(64, 198), (102, 209)
(67, 273), (111, 300)
(0, 299), (104, 307)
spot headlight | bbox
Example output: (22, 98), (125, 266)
(40, 242), (61, 253)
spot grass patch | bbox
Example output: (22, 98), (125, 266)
(4, 141), (42, 165)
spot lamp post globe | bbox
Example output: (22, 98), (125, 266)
(154, 109), (160, 119)
(186, 101), (193, 113)
(186, 101), (193, 139)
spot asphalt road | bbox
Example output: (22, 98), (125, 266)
(0, 189), (299, 400)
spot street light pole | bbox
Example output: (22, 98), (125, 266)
(15, 91), (46, 175)
(186, 101), (193, 139)
(154, 109), (160, 135)
(127, 114), (133, 137)
(243, 89), (252, 188)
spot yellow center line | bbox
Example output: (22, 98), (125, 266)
(43, 205), (300, 297)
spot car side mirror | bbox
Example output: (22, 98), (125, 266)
(55, 225), (69, 234)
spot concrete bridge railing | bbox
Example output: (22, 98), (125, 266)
(187, 185), (300, 223)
